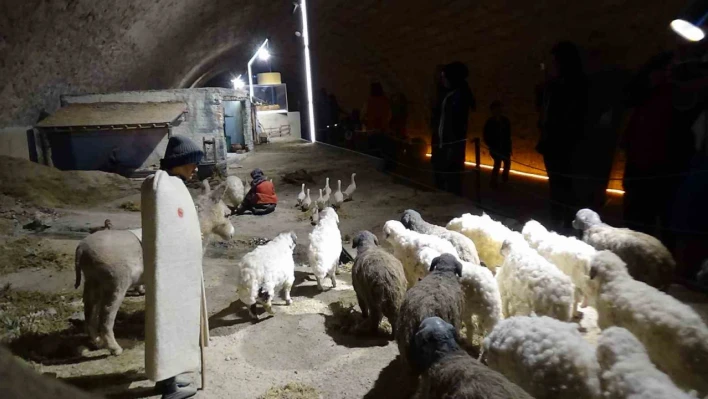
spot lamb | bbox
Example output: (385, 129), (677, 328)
(458, 261), (503, 344)
(344, 172), (356, 201)
(351, 231), (407, 336)
(410, 317), (533, 399)
(496, 239), (575, 321)
(307, 207), (342, 290)
(589, 250), (708, 396)
(74, 182), (234, 355)
(522, 220), (597, 314)
(483, 316), (602, 399)
(235, 232), (297, 319)
(573, 208), (676, 290)
(395, 254), (465, 372)
(383, 220), (459, 288)
(401, 209), (480, 264)
(596, 326), (694, 399)
(446, 213), (518, 272)
(222, 175), (245, 209)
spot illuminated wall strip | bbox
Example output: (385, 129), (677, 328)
(424, 153), (625, 195)
(301, 0), (316, 143)
(247, 39), (270, 102)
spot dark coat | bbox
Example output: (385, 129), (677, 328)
(483, 116), (512, 157)
(431, 85), (476, 151)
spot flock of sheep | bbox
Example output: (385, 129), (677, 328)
(233, 201), (707, 399)
(72, 172), (708, 399)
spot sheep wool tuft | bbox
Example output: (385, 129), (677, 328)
(597, 326), (694, 399)
(590, 250), (708, 397)
(307, 208), (342, 290)
(383, 220), (459, 288)
(483, 316), (602, 399)
(496, 239), (575, 321)
(573, 208), (675, 290)
(446, 213), (521, 272)
(459, 261), (503, 343)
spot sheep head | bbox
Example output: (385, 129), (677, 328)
(400, 209), (423, 230)
(589, 250), (630, 282)
(410, 316), (461, 373)
(521, 220), (547, 241)
(196, 182), (235, 241)
(596, 327), (646, 370)
(573, 208), (602, 231)
(383, 220), (405, 240)
(353, 231), (378, 250)
(429, 253), (463, 277)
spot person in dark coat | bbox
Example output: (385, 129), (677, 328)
(235, 168), (278, 216)
(536, 42), (588, 229)
(483, 100), (512, 187)
(431, 61), (476, 196)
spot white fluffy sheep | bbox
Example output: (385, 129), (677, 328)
(523, 220), (597, 315)
(383, 220), (459, 288)
(222, 175), (245, 209)
(411, 317), (533, 399)
(573, 208), (676, 290)
(596, 326), (694, 399)
(496, 239), (575, 321)
(401, 209), (481, 264)
(589, 250), (708, 396)
(235, 232), (297, 319)
(308, 207), (342, 290)
(483, 316), (602, 399)
(446, 212), (519, 272)
(459, 261), (503, 344)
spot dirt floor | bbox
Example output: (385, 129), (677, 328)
(0, 138), (706, 399)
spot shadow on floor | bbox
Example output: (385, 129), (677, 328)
(363, 355), (417, 399)
(322, 301), (390, 349)
(61, 369), (153, 399)
(208, 300), (254, 332)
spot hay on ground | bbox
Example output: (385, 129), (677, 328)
(259, 382), (321, 399)
(118, 201), (141, 212)
(0, 156), (137, 208)
(0, 236), (73, 274)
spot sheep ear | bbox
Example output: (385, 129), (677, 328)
(290, 231), (297, 244)
(429, 257), (440, 272)
(202, 179), (211, 194)
(455, 261), (463, 277)
(373, 235), (379, 246)
(352, 235), (360, 249)
(589, 265), (598, 280)
(480, 261), (487, 268)
(209, 183), (228, 203)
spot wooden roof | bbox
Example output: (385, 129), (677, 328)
(36, 102), (187, 129)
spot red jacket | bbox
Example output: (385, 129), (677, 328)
(251, 181), (277, 205)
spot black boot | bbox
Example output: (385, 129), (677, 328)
(156, 376), (197, 399)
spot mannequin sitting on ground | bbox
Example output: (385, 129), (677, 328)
(235, 168), (278, 216)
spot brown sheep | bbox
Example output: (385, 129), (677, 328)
(351, 231), (407, 337)
(396, 253), (465, 374)
(411, 317), (533, 399)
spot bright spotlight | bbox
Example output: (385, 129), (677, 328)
(300, 0), (316, 143)
(671, 19), (706, 41)
(231, 74), (245, 89)
(259, 49), (271, 61)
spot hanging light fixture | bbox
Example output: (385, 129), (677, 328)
(300, 0), (316, 143)
(247, 38), (270, 101)
(231, 74), (245, 89)
(671, 0), (708, 41)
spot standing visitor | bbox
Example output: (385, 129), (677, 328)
(483, 100), (512, 188)
(536, 42), (588, 229)
(431, 61), (476, 196)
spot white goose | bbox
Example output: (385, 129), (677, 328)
(302, 189), (312, 211)
(321, 186), (331, 208)
(297, 183), (306, 206)
(316, 189), (327, 210)
(343, 173), (356, 201)
(324, 177), (332, 196)
(332, 180), (344, 209)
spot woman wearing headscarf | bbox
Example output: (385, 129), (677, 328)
(431, 61), (476, 195)
(235, 168), (278, 215)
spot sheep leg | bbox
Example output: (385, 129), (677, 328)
(98, 283), (129, 356)
(329, 268), (337, 289)
(369, 308), (382, 335)
(357, 293), (369, 318)
(83, 282), (101, 348)
(315, 276), (325, 291)
(282, 282), (293, 306)
(264, 298), (275, 315)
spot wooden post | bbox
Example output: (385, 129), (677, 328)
(474, 138), (481, 205)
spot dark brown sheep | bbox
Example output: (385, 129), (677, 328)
(395, 253), (465, 373)
(411, 317), (533, 399)
(351, 231), (407, 336)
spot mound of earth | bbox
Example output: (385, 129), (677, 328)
(0, 156), (137, 208)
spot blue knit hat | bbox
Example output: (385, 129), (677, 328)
(160, 136), (204, 170)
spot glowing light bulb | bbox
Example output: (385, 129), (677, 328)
(259, 49), (271, 61)
(671, 19), (705, 42)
